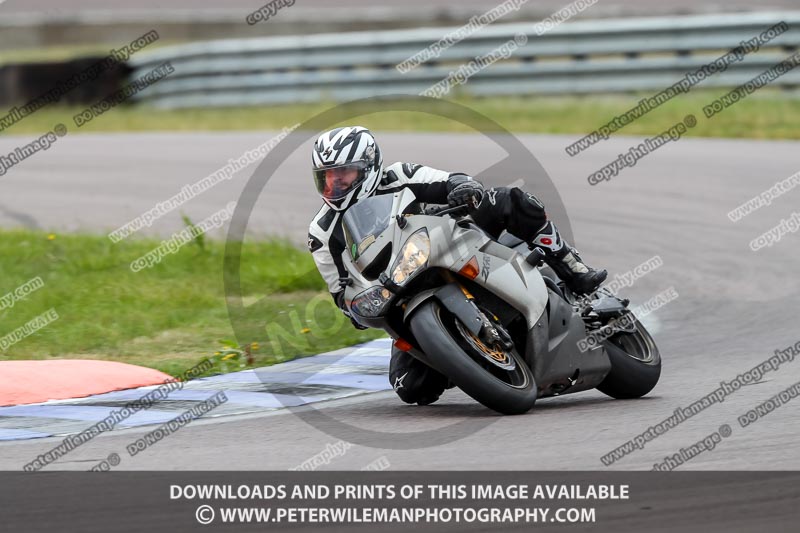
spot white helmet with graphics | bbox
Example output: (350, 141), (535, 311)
(312, 126), (383, 211)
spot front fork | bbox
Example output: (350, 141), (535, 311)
(440, 271), (514, 351)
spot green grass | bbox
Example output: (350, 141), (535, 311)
(3, 91), (800, 139)
(0, 229), (384, 378)
(0, 41), (183, 67)
(0, 44), (127, 66)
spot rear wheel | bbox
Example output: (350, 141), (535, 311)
(596, 314), (661, 399)
(408, 301), (537, 415)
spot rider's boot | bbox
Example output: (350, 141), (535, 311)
(530, 221), (607, 295)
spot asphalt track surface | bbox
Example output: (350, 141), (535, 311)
(0, 129), (799, 471)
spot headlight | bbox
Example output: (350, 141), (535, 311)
(350, 285), (393, 318)
(391, 229), (430, 285)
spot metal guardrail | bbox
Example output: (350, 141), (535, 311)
(129, 12), (800, 108)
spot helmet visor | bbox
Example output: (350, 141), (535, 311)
(313, 161), (369, 201)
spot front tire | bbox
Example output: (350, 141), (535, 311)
(408, 301), (537, 415)
(596, 315), (661, 399)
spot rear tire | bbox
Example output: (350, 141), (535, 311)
(596, 316), (661, 399)
(408, 301), (537, 415)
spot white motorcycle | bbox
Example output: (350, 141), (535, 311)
(340, 189), (661, 414)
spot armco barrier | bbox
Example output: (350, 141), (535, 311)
(128, 12), (800, 108)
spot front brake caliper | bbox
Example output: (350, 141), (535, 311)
(456, 282), (514, 351)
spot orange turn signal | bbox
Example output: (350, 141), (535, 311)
(394, 338), (413, 352)
(459, 256), (480, 280)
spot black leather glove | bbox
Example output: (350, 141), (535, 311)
(447, 180), (484, 209)
(333, 290), (369, 330)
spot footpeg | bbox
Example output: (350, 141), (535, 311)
(526, 247), (546, 267)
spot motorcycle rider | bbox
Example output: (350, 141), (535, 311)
(308, 126), (607, 405)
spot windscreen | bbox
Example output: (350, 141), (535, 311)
(342, 194), (394, 260)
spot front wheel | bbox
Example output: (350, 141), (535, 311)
(408, 301), (537, 415)
(596, 314), (661, 399)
